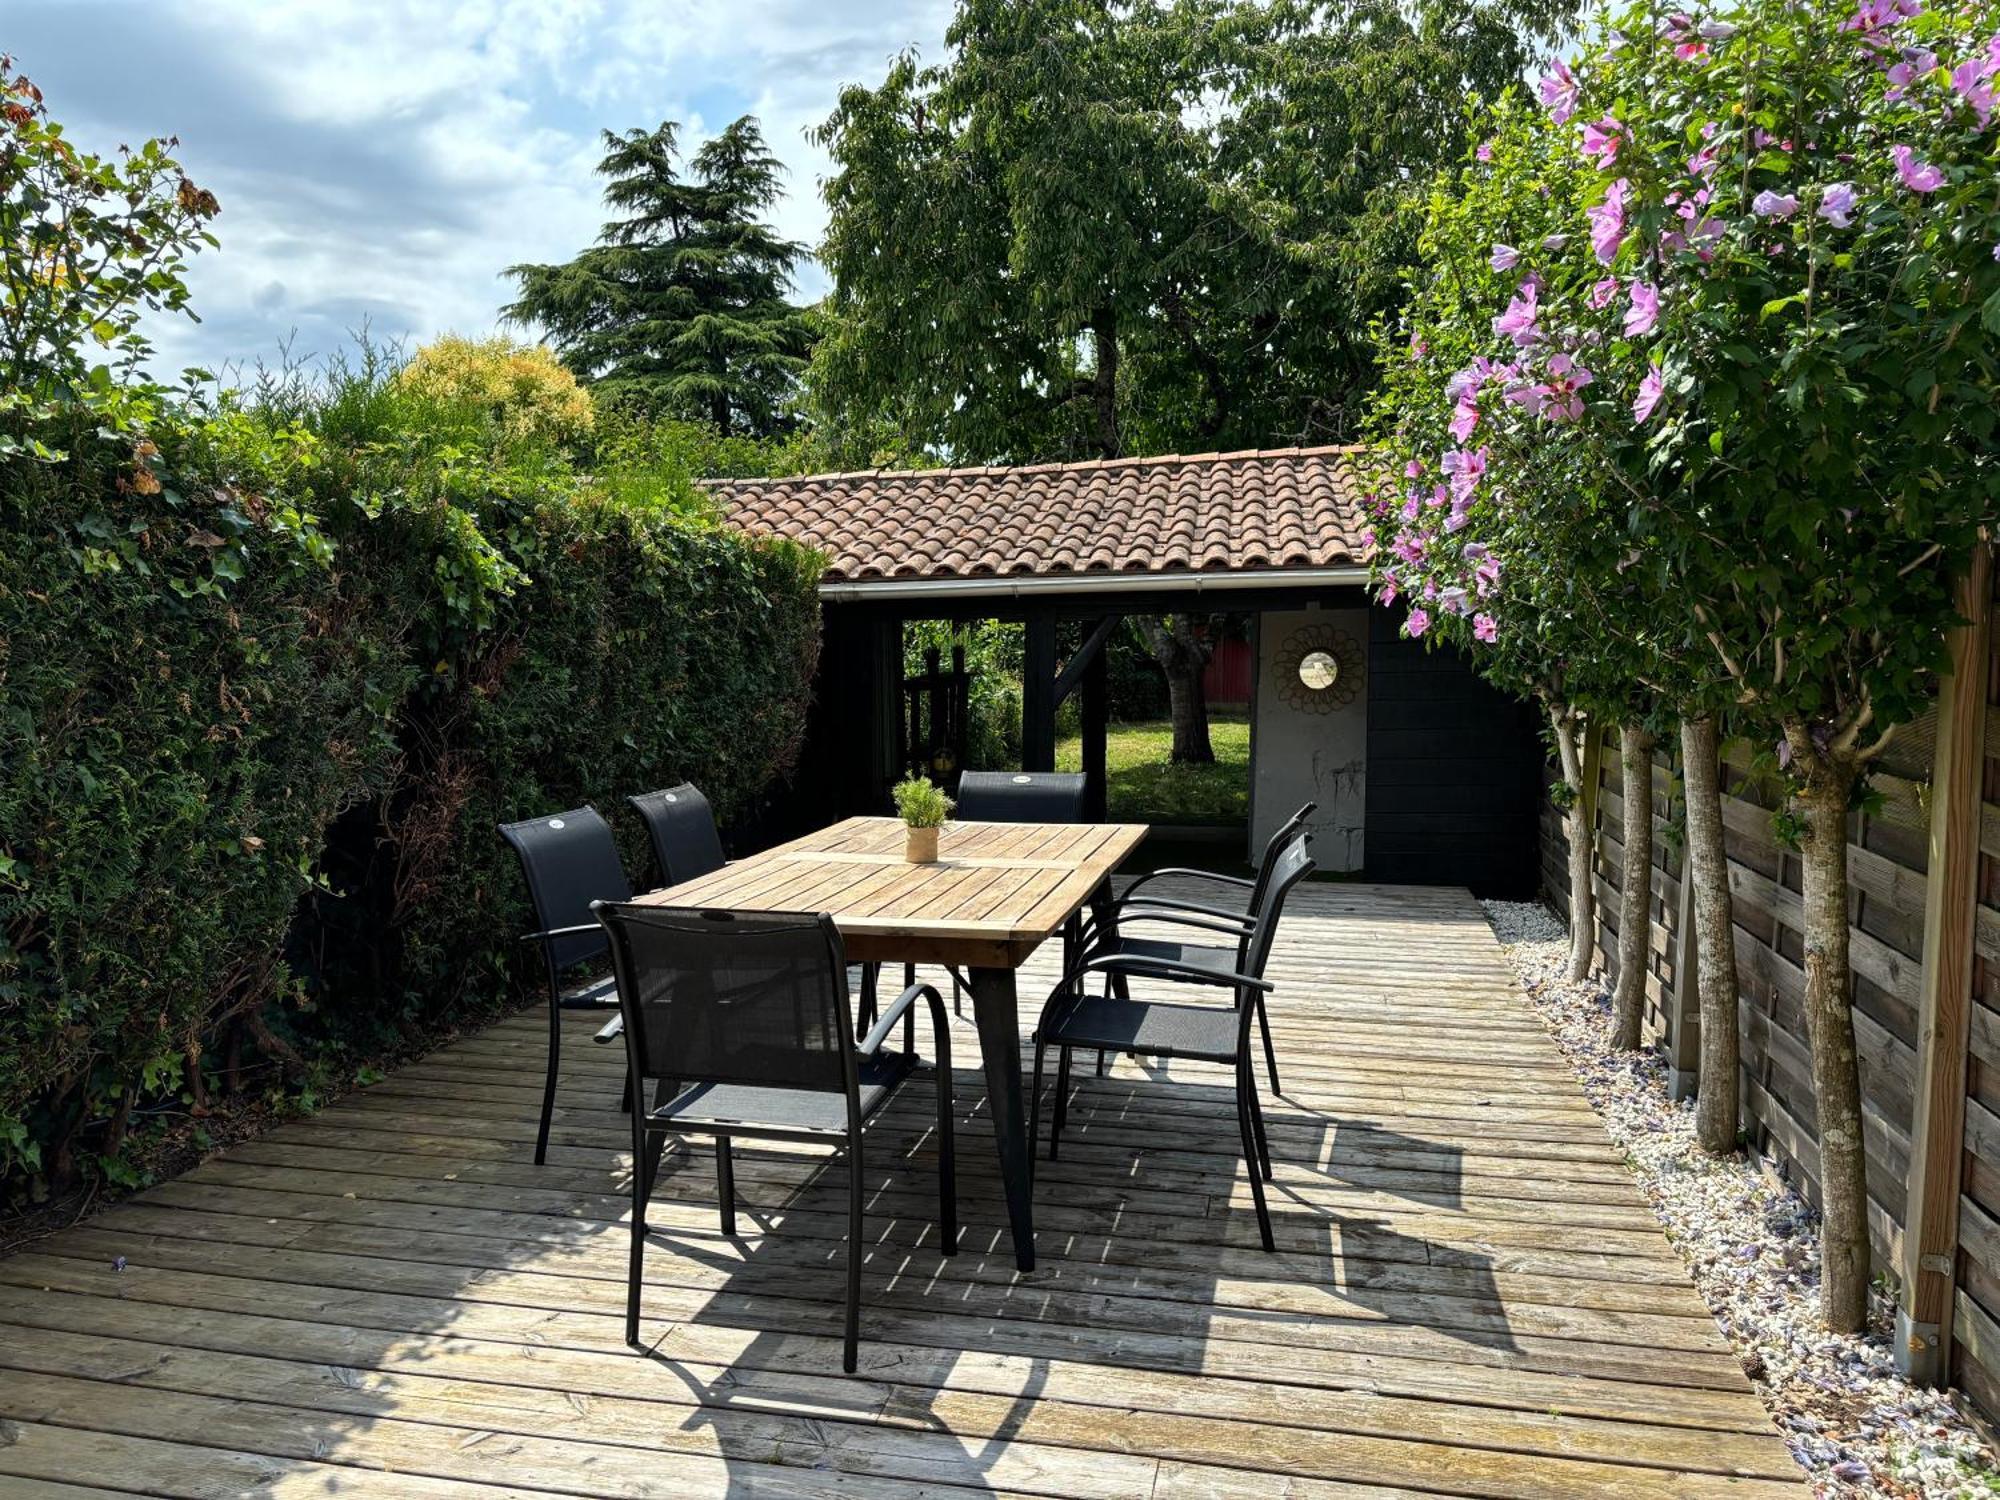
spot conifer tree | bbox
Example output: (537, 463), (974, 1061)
(505, 117), (812, 436)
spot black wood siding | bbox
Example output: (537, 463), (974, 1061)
(1364, 607), (1543, 897)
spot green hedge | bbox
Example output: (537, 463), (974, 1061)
(0, 413), (821, 1196)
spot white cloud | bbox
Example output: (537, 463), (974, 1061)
(7, 0), (951, 376)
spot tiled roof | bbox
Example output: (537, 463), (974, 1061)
(707, 445), (1374, 585)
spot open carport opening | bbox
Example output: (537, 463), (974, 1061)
(720, 448), (1546, 898)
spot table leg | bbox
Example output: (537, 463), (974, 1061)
(967, 964), (1035, 1271)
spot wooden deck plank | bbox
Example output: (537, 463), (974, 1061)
(0, 880), (1801, 1496)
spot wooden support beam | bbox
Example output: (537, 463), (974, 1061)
(1052, 615), (1120, 710)
(1022, 616), (1058, 773)
(1898, 544), (1993, 1385)
(1082, 635), (1109, 823)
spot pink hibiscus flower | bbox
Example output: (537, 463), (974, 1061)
(1539, 58), (1579, 124)
(1892, 144), (1946, 192)
(1623, 282), (1660, 337)
(1493, 284), (1542, 346)
(1818, 182), (1859, 227)
(1580, 116), (1622, 168)
(1587, 178), (1630, 264)
(1449, 397), (1480, 443)
(1632, 362), (1666, 424)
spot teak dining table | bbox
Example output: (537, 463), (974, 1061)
(643, 814), (1149, 1271)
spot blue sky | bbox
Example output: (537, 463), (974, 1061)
(9, 0), (953, 377)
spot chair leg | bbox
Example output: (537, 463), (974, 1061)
(536, 986), (560, 1166)
(1257, 992), (1281, 1095)
(950, 966), (969, 1017)
(935, 1052), (958, 1256)
(1236, 1063), (1275, 1252)
(620, 1068), (633, 1114)
(1247, 1079), (1274, 1182)
(843, 1136), (864, 1374)
(1095, 1049), (1107, 1078)
(716, 1137), (736, 1236)
(640, 1077), (673, 1198)
(626, 1124), (649, 1347)
(1028, 1035), (1048, 1187)
(1050, 1046), (1073, 1161)
(902, 962), (916, 1053)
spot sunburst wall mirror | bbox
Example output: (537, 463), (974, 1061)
(1274, 623), (1364, 713)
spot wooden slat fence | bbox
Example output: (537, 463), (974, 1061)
(1538, 548), (2000, 1427)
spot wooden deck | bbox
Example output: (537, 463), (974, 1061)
(0, 882), (1802, 1497)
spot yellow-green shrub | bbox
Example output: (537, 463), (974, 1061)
(394, 334), (595, 449)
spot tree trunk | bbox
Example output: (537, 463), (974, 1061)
(1790, 727), (1871, 1333)
(1090, 306), (1120, 460)
(1166, 660), (1213, 764)
(1550, 704), (1595, 982)
(1611, 724), (1655, 1050)
(1138, 615), (1214, 764)
(1681, 715), (1740, 1154)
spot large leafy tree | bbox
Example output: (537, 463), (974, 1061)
(813, 0), (1581, 462)
(505, 117), (813, 437)
(813, 0), (1579, 754)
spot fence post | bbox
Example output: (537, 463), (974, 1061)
(1580, 722), (1606, 970)
(1666, 832), (1701, 1101)
(1897, 544), (1992, 1385)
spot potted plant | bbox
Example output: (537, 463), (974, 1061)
(892, 774), (954, 863)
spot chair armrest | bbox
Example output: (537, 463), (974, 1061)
(860, 982), (950, 1063)
(1037, 950), (1273, 1038)
(594, 1014), (625, 1045)
(1070, 951), (1273, 994)
(1118, 867), (1256, 903)
(1114, 896), (1256, 927)
(1074, 902), (1251, 954)
(1095, 906), (1255, 940)
(520, 922), (603, 946)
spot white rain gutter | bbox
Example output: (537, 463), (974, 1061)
(817, 565), (1371, 602)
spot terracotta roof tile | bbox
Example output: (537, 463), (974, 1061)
(706, 445), (1375, 587)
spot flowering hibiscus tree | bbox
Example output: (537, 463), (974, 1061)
(1373, 0), (2000, 1331)
(1369, 99), (1703, 1021)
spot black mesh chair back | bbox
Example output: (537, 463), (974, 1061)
(955, 770), (1087, 824)
(595, 903), (854, 1095)
(498, 806), (632, 970)
(1238, 802), (1316, 919)
(1240, 833), (1317, 981)
(627, 783), (727, 888)
(924, 769), (1091, 1032)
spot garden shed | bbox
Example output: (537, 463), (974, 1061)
(712, 446), (1545, 895)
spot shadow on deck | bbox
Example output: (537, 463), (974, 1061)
(0, 882), (1801, 1497)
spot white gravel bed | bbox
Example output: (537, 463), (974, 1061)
(1481, 899), (2000, 1498)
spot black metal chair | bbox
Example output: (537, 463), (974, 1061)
(592, 902), (956, 1372)
(1030, 833), (1316, 1252)
(627, 782), (727, 889)
(498, 806), (633, 1166)
(954, 770), (1088, 823)
(1101, 801), (1315, 931)
(929, 770), (1093, 1018)
(1077, 801), (1315, 1092)
(855, 769), (1095, 1036)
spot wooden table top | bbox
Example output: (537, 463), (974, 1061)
(643, 816), (1149, 968)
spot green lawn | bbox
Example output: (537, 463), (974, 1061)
(1057, 712), (1249, 826)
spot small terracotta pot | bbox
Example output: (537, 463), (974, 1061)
(905, 825), (940, 863)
